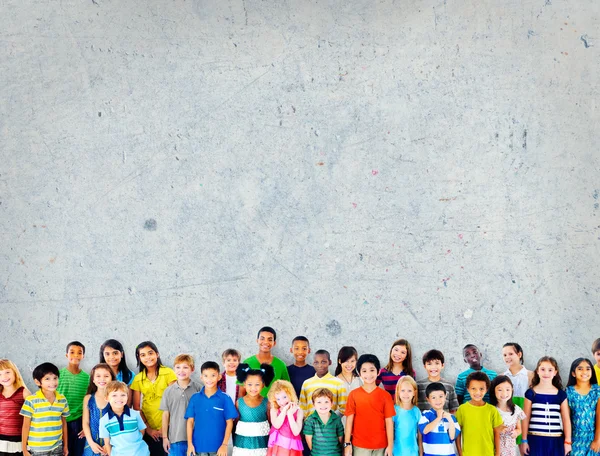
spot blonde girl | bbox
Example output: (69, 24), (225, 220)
(392, 376), (420, 456)
(0, 359), (31, 455)
(267, 380), (303, 456)
(82, 363), (116, 456)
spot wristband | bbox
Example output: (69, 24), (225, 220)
(521, 440), (528, 444)
(565, 441), (572, 445)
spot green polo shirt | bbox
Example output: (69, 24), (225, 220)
(303, 411), (344, 456)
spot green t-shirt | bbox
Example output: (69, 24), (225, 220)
(57, 368), (90, 421)
(242, 355), (290, 397)
(455, 402), (503, 456)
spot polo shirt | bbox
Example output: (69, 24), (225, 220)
(454, 367), (497, 403)
(418, 409), (460, 456)
(299, 373), (347, 417)
(57, 368), (90, 421)
(131, 366), (177, 430)
(242, 356), (290, 397)
(303, 411), (344, 456)
(99, 406), (149, 456)
(20, 390), (70, 452)
(159, 381), (202, 443)
(184, 387), (238, 452)
(288, 364), (316, 398)
(344, 387), (395, 449)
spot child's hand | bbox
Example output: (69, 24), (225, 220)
(510, 429), (520, 439)
(78, 430), (86, 439)
(147, 428), (161, 441)
(90, 442), (106, 454)
(442, 412), (452, 421)
(592, 438), (600, 452)
(217, 443), (228, 456)
(163, 437), (170, 453)
(436, 409), (444, 419)
(287, 403), (298, 415)
(384, 444), (393, 456)
(344, 445), (352, 456)
(521, 442), (529, 455)
(63, 445), (69, 456)
(187, 443), (196, 456)
(564, 442), (572, 455)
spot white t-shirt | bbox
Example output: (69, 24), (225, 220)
(225, 374), (237, 405)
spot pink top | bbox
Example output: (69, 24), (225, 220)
(267, 409), (303, 450)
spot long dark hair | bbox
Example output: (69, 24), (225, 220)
(503, 342), (525, 365)
(135, 341), (164, 374)
(531, 356), (563, 390)
(335, 346), (359, 376)
(384, 339), (414, 375)
(86, 363), (116, 395)
(489, 375), (516, 414)
(100, 339), (133, 384)
(567, 358), (598, 387)
(236, 363), (275, 387)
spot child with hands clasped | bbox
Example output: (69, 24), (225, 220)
(0, 359), (31, 455)
(521, 357), (572, 456)
(392, 376), (421, 456)
(565, 358), (600, 456)
(82, 364), (116, 456)
(489, 376), (526, 456)
(418, 383), (460, 456)
(267, 380), (304, 456)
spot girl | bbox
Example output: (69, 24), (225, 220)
(0, 359), (31, 456)
(335, 346), (363, 392)
(82, 363), (116, 456)
(131, 341), (177, 456)
(490, 375), (526, 456)
(378, 339), (415, 397)
(522, 356), (572, 456)
(99, 339), (134, 386)
(392, 376), (421, 456)
(502, 343), (533, 406)
(566, 358), (600, 456)
(266, 380), (303, 456)
(233, 363), (275, 456)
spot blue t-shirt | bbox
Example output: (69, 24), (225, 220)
(418, 409), (461, 456)
(184, 388), (238, 452)
(287, 364), (316, 397)
(392, 405), (421, 456)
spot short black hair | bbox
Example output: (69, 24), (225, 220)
(425, 382), (447, 397)
(200, 361), (220, 373)
(463, 344), (479, 352)
(314, 349), (330, 360)
(257, 326), (277, 341)
(466, 371), (490, 390)
(32, 362), (60, 382)
(292, 336), (309, 344)
(66, 341), (85, 354)
(357, 354), (380, 372)
(422, 349), (445, 365)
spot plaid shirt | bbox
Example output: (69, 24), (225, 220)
(217, 372), (239, 403)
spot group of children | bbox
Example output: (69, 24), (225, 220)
(1, 330), (600, 456)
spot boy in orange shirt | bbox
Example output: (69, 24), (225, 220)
(344, 354), (395, 456)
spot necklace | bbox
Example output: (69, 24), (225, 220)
(340, 372), (353, 385)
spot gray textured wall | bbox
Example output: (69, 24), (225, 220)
(1, 0), (599, 388)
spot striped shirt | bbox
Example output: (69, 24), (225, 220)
(0, 386), (25, 439)
(57, 368), (90, 421)
(303, 412), (344, 456)
(299, 373), (347, 417)
(20, 390), (70, 451)
(99, 406), (148, 456)
(455, 367), (497, 403)
(418, 409), (460, 456)
(525, 389), (566, 434)
(377, 368), (416, 398)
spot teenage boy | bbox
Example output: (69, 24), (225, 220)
(185, 361), (238, 456)
(455, 372), (503, 456)
(300, 350), (347, 417)
(455, 344), (497, 404)
(417, 350), (459, 412)
(20, 363), (70, 456)
(303, 388), (345, 456)
(288, 336), (316, 397)
(344, 354), (395, 456)
(418, 383), (461, 456)
(592, 338), (600, 381)
(99, 380), (149, 456)
(160, 354), (202, 456)
(242, 326), (290, 396)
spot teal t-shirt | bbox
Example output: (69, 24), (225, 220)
(242, 355), (290, 397)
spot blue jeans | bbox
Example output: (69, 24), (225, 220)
(168, 441), (188, 456)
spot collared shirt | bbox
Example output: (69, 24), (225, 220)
(503, 367), (529, 398)
(159, 381), (202, 443)
(99, 406), (148, 456)
(20, 390), (70, 452)
(303, 411), (344, 456)
(299, 373), (348, 417)
(418, 409), (461, 456)
(131, 366), (177, 430)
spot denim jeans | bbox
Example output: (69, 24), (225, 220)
(168, 441), (188, 456)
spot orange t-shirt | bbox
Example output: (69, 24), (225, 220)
(345, 386), (396, 449)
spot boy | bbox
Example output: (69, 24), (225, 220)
(217, 348), (242, 405)
(99, 381), (149, 456)
(455, 372), (503, 456)
(242, 326), (290, 396)
(592, 338), (600, 381)
(344, 354), (395, 456)
(303, 388), (345, 456)
(288, 336), (316, 397)
(20, 362), (70, 456)
(455, 344), (497, 404)
(57, 341), (89, 456)
(299, 350), (347, 417)
(185, 361), (238, 456)
(418, 383), (461, 456)
(160, 354), (202, 456)
(417, 350), (459, 412)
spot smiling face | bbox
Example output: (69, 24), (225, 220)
(291, 341), (310, 364)
(390, 344), (408, 365)
(463, 346), (482, 370)
(244, 374), (264, 398)
(0, 368), (16, 389)
(223, 355), (240, 374)
(427, 390), (447, 411)
(257, 331), (276, 354)
(467, 379), (487, 404)
(137, 346), (158, 369)
(103, 347), (123, 370)
(313, 354), (331, 377)
(494, 381), (513, 404)
(398, 382), (416, 405)
(274, 390), (291, 408)
(93, 368), (113, 390)
(537, 361), (557, 383)
(502, 346), (522, 368)
(35, 373), (59, 392)
(201, 368), (220, 390)
(174, 362), (193, 381)
(424, 359), (444, 379)
(359, 362), (378, 385)
(340, 355), (357, 375)
(66, 345), (84, 366)
(107, 388), (128, 410)
(313, 395), (332, 415)
(573, 361), (593, 384)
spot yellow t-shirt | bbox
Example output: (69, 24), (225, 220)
(455, 402), (503, 456)
(595, 365), (600, 383)
(131, 366), (177, 430)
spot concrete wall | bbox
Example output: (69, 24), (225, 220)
(1, 0), (599, 387)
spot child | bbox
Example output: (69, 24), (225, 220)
(455, 371), (504, 456)
(521, 357), (572, 456)
(489, 376), (526, 456)
(218, 349), (242, 406)
(57, 341), (90, 456)
(393, 376), (421, 456)
(0, 359), (31, 455)
(287, 337), (316, 398)
(99, 381), (149, 456)
(299, 350), (347, 417)
(378, 339), (415, 398)
(501, 343), (533, 408)
(335, 347), (362, 393)
(416, 350), (459, 413)
(592, 338), (600, 386)
(267, 380), (303, 456)
(234, 363), (275, 456)
(242, 327), (290, 397)
(418, 383), (461, 456)
(566, 358), (600, 456)
(344, 354), (395, 456)
(82, 363), (115, 456)
(20, 362), (70, 456)
(159, 355), (201, 456)
(131, 341), (177, 456)
(303, 388), (344, 456)
(185, 361), (238, 456)
(99, 339), (134, 386)
(455, 344), (497, 404)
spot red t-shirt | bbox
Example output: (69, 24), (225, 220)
(345, 386), (395, 449)
(0, 386), (25, 438)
